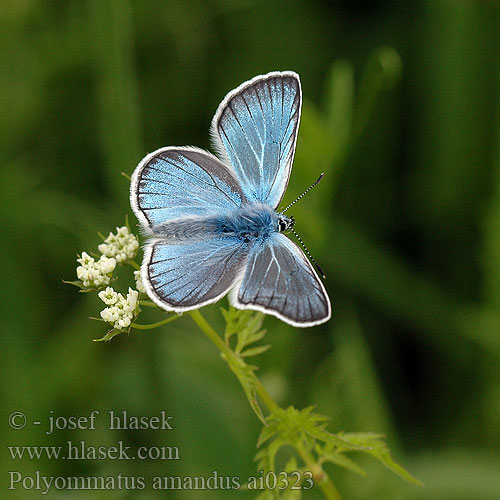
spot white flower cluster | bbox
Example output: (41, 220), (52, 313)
(99, 287), (139, 330)
(76, 252), (116, 288)
(134, 270), (146, 293)
(98, 226), (139, 264)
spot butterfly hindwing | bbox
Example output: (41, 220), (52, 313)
(130, 146), (245, 228)
(232, 233), (331, 327)
(143, 236), (248, 311)
(211, 71), (301, 208)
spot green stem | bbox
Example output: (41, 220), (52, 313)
(253, 376), (279, 412)
(319, 480), (344, 500)
(188, 309), (344, 500)
(189, 309), (233, 357)
(189, 310), (278, 412)
(132, 315), (179, 329)
(129, 259), (140, 270)
(297, 447), (344, 500)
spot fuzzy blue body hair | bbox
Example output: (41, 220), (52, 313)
(152, 203), (279, 243)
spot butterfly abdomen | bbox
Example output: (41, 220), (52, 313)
(150, 203), (278, 244)
(152, 218), (220, 240)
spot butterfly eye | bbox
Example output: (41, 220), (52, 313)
(278, 217), (294, 232)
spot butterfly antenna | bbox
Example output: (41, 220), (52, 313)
(290, 228), (326, 279)
(281, 173), (325, 213)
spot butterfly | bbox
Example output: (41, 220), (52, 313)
(130, 71), (331, 327)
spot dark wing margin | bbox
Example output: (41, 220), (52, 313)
(130, 146), (246, 228)
(210, 71), (302, 209)
(142, 236), (248, 312)
(231, 233), (331, 327)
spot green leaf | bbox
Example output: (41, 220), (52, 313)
(318, 446), (366, 477)
(219, 307), (270, 420)
(255, 437), (292, 472)
(237, 324), (267, 353)
(93, 328), (125, 342)
(225, 354), (266, 423)
(222, 306), (267, 356)
(259, 406), (353, 451)
(62, 279), (86, 289)
(63, 279), (105, 292)
(341, 432), (423, 486)
(256, 405), (409, 492)
(63, 276), (117, 292)
(241, 345), (271, 358)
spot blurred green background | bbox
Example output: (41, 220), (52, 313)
(2, 0), (500, 498)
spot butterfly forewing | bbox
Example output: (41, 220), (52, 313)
(130, 146), (245, 228)
(211, 72), (301, 209)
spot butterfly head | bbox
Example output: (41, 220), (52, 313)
(277, 214), (295, 233)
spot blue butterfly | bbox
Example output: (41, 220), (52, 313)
(130, 71), (331, 327)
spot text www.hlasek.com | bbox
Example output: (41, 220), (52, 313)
(8, 441), (179, 461)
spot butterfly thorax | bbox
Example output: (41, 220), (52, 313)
(216, 203), (282, 243)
